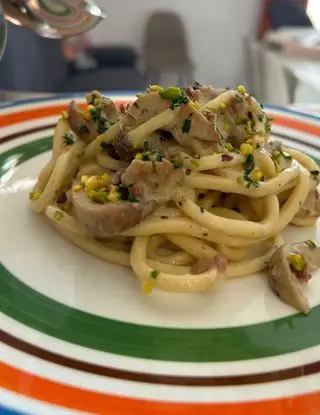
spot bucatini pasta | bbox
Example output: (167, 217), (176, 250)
(29, 83), (320, 308)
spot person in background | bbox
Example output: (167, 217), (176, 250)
(259, 0), (311, 39)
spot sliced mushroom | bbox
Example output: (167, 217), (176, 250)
(85, 90), (119, 123)
(191, 254), (228, 274)
(268, 242), (320, 314)
(296, 188), (320, 218)
(68, 101), (98, 143)
(72, 188), (155, 237)
(121, 159), (185, 204)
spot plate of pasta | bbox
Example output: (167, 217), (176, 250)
(0, 83), (319, 415)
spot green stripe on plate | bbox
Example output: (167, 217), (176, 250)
(0, 137), (319, 362)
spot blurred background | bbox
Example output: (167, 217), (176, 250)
(0, 0), (320, 106)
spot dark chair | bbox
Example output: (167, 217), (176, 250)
(143, 11), (193, 86)
(0, 22), (144, 93)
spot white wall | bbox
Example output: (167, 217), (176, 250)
(91, 0), (261, 87)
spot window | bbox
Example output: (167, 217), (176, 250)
(307, 0), (320, 31)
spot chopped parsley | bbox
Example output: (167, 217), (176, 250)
(257, 113), (264, 122)
(266, 117), (274, 134)
(305, 240), (317, 249)
(143, 141), (149, 152)
(151, 151), (164, 163)
(279, 148), (292, 162)
(63, 132), (75, 146)
(90, 107), (102, 121)
(79, 124), (89, 134)
(128, 192), (139, 202)
(182, 118), (192, 133)
(235, 95), (244, 104)
(150, 269), (159, 279)
(97, 119), (108, 134)
(243, 154), (259, 188)
(170, 95), (189, 109)
(142, 153), (150, 161)
(310, 169), (320, 182)
(191, 80), (202, 90)
(89, 92), (98, 105)
(174, 161), (184, 169)
(118, 186), (139, 202)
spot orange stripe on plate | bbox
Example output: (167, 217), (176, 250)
(0, 101), (130, 128)
(2, 104), (320, 138)
(270, 113), (320, 137)
(0, 361), (319, 415)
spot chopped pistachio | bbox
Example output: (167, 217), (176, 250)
(53, 210), (64, 222)
(72, 184), (82, 192)
(287, 254), (305, 272)
(191, 159), (200, 168)
(29, 191), (40, 201)
(150, 85), (164, 92)
(160, 86), (182, 100)
(251, 168), (262, 182)
(141, 281), (153, 294)
(237, 84), (246, 94)
(88, 190), (109, 204)
(224, 143), (233, 152)
(240, 143), (253, 156)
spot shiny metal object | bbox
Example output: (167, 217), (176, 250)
(0, 1), (7, 60)
(0, 0), (105, 41)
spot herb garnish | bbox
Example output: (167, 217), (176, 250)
(186, 168), (191, 176)
(79, 124), (89, 134)
(279, 148), (292, 162)
(118, 186), (139, 202)
(63, 132), (75, 146)
(97, 119), (108, 134)
(243, 154), (259, 188)
(90, 107), (102, 121)
(150, 269), (160, 279)
(89, 92), (98, 105)
(310, 170), (320, 182)
(174, 161), (184, 169)
(191, 80), (202, 90)
(170, 94), (189, 110)
(200, 206), (204, 213)
(266, 117), (273, 134)
(182, 118), (192, 133)
(305, 240), (316, 249)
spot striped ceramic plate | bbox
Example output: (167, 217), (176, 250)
(0, 96), (319, 415)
